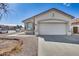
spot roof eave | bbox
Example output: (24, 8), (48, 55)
(22, 8), (75, 22)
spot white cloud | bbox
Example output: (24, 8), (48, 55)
(63, 3), (71, 7)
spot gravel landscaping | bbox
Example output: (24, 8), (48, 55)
(0, 37), (23, 56)
(9, 35), (38, 56)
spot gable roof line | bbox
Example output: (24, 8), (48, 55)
(22, 8), (75, 22)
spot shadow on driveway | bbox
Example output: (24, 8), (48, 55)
(38, 35), (79, 44)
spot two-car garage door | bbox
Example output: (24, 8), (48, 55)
(38, 23), (67, 35)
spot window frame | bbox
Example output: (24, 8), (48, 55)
(27, 22), (33, 31)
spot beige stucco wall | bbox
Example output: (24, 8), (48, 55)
(24, 10), (73, 35)
(34, 10), (72, 35)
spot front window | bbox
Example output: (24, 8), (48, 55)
(27, 22), (33, 30)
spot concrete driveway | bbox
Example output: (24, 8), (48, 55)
(39, 35), (79, 44)
(38, 37), (79, 56)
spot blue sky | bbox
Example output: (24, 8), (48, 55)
(0, 3), (79, 26)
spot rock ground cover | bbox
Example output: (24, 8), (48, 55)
(0, 37), (23, 56)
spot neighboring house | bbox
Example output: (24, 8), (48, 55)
(71, 18), (79, 33)
(0, 25), (17, 30)
(0, 25), (9, 30)
(22, 8), (75, 35)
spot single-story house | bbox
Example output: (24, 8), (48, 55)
(22, 8), (75, 35)
(71, 18), (79, 33)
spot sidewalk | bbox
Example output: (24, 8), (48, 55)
(7, 31), (25, 36)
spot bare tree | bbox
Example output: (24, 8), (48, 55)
(0, 3), (9, 20)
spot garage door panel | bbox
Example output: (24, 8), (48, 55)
(39, 23), (66, 35)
